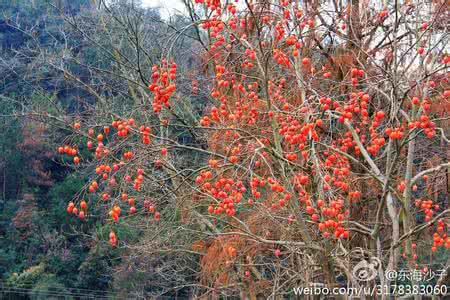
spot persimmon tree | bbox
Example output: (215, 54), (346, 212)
(56, 0), (449, 297)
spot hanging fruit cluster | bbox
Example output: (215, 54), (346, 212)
(148, 60), (177, 113)
(58, 108), (170, 246)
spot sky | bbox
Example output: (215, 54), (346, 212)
(141, 0), (187, 19)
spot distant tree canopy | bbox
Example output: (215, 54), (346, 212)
(0, 0), (188, 297)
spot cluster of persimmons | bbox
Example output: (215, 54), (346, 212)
(57, 0), (449, 270)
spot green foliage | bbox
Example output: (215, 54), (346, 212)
(5, 264), (72, 300)
(0, 0), (200, 298)
(31, 273), (68, 300)
(0, 248), (17, 278)
(6, 263), (46, 287)
(45, 175), (85, 223)
(0, 101), (23, 200)
(0, 173), (118, 295)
